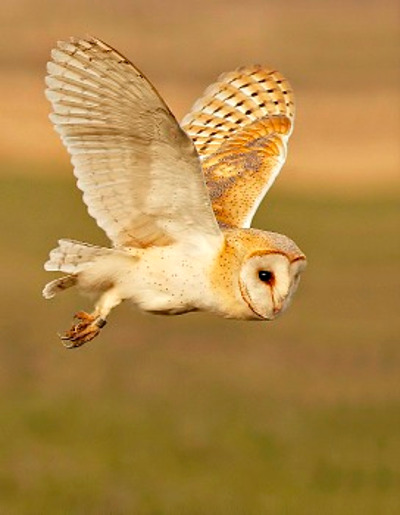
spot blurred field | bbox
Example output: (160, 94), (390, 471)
(0, 0), (399, 513)
(0, 172), (399, 513)
(0, 0), (399, 191)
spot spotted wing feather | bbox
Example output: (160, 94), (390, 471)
(181, 66), (295, 228)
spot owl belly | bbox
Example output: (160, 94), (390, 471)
(79, 245), (214, 315)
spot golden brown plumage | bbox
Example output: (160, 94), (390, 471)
(182, 66), (295, 228)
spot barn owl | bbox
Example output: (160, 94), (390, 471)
(43, 37), (306, 348)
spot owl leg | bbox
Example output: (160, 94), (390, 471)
(60, 288), (122, 349)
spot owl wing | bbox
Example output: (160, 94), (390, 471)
(181, 66), (295, 228)
(46, 37), (221, 249)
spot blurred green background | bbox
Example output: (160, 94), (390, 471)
(0, 1), (399, 513)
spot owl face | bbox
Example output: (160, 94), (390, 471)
(211, 229), (306, 321)
(239, 252), (306, 320)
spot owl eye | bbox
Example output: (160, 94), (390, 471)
(258, 270), (274, 283)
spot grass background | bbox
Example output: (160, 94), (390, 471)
(1, 174), (399, 513)
(0, 0), (399, 513)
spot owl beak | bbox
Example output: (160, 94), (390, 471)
(273, 301), (283, 316)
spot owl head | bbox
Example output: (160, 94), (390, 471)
(218, 229), (306, 320)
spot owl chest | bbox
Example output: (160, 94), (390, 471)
(124, 249), (213, 314)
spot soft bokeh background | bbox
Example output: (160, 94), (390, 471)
(0, 0), (399, 513)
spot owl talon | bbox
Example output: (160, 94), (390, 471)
(59, 311), (106, 349)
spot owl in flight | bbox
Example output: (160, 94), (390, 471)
(43, 37), (306, 348)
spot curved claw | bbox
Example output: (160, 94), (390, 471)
(59, 311), (107, 349)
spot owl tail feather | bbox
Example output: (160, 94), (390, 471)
(43, 239), (113, 299)
(43, 275), (77, 299)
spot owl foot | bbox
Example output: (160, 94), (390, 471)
(59, 311), (107, 349)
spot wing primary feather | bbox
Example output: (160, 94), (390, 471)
(46, 37), (222, 249)
(181, 65), (295, 228)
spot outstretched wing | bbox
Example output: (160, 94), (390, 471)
(46, 37), (221, 249)
(181, 66), (295, 228)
